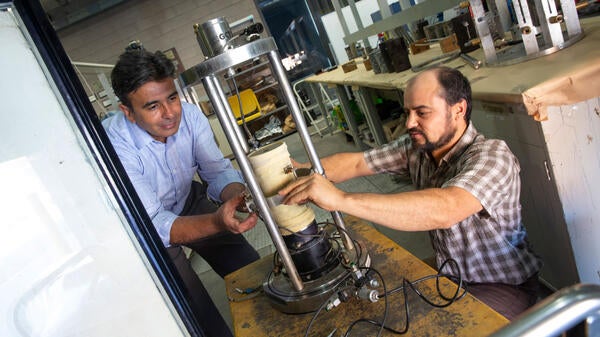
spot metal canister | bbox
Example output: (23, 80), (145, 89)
(369, 49), (383, 74)
(194, 17), (233, 58)
(379, 37), (410, 72)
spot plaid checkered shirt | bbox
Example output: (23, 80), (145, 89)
(364, 123), (542, 284)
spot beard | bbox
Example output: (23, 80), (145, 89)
(409, 112), (456, 152)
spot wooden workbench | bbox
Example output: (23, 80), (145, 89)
(225, 216), (509, 336)
(305, 16), (600, 122)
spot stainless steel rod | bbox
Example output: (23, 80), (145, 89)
(267, 50), (355, 252)
(203, 74), (304, 291)
(460, 53), (482, 70)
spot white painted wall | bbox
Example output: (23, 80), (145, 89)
(541, 97), (600, 284)
(1, 9), (186, 337)
(57, 0), (262, 70)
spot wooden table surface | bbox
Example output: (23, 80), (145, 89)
(225, 216), (509, 336)
(304, 16), (600, 122)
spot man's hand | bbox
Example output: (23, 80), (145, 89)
(278, 173), (346, 211)
(290, 157), (310, 170)
(214, 194), (258, 234)
(220, 182), (250, 212)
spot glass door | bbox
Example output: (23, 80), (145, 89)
(1, 1), (202, 335)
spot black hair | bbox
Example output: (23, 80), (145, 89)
(433, 66), (473, 121)
(111, 48), (175, 108)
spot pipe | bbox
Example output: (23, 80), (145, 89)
(460, 53), (482, 69)
(489, 284), (600, 337)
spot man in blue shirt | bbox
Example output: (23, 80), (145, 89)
(103, 48), (259, 336)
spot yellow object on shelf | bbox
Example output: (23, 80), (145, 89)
(227, 89), (262, 125)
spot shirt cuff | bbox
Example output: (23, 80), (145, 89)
(208, 170), (244, 202)
(152, 210), (178, 247)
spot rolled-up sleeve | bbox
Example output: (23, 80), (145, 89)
(152, 211), (178, 246)
(443, 139), (520, 216)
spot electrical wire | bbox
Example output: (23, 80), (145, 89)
(321, 220), (364, 267)
(227, 287), (264, 303)
(383, 258), (467, 305)
(343, 258), (467, 336)
(301, 222), (466, 336)
(275, 219), (467, 336)
(303, 273), (353, 337)
(345, 267), (389, 337)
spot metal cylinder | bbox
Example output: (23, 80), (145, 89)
(194, 17), (233, 58)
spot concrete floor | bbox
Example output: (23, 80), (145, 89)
(192, 127), (434, 332)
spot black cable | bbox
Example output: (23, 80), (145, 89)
(279, 217), (467, 336)
(382, 258), (467, 306)
(303, 274), (353, 337)
(302, 221), (367, 337)
(343, 270), (410, 336)
(347, 267), (389, 337)
(344, 259), (467, 336)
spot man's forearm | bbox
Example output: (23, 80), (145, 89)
(169, 214), (220, 245)
(337, 187), (482, 231)
(320, 152), (372, 183)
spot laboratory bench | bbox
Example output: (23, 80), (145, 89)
(225, 216), (509, 337)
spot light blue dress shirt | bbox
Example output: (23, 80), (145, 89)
(102, 102), (244, 247)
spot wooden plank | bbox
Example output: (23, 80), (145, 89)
(225, 216), (509, 336)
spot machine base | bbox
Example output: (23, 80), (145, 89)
(263, 244), (370, 314)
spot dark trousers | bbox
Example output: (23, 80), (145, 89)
(169, 181), (259, 336)
(467, 274), (541, 321)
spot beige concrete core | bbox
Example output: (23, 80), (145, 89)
(248, 142), (315, 234)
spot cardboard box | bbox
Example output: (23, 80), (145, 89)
(440, 34), (459, 53)
(341, 60), (357, 73)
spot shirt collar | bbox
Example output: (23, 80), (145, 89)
(439, 122), (478, 165)
(127, 118), (158, 150)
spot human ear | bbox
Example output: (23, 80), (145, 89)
(454, 99), (467, 119)
(120, 103), (135, 123)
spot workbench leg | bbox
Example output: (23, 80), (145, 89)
(356, 87), (386, 146)
(335, 85), (362, 148)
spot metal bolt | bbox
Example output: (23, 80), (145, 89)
(549, 15), (564, 24)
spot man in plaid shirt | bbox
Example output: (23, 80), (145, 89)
(280, 66), (542, 320)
